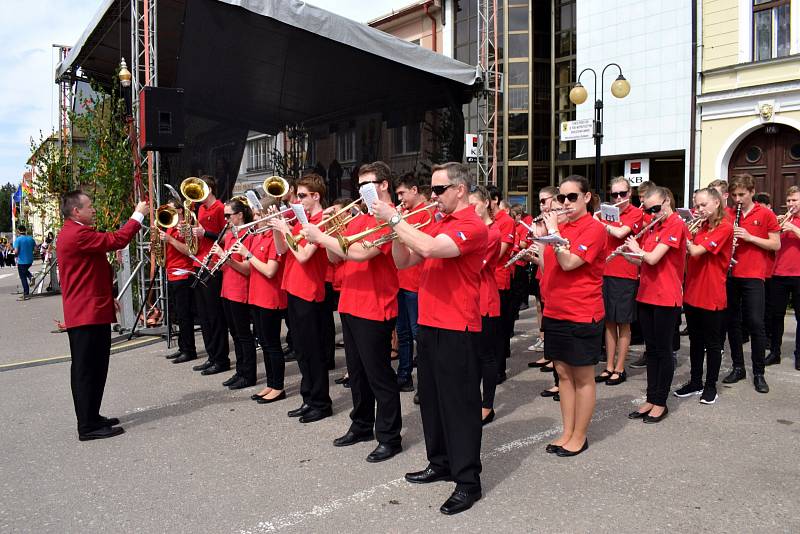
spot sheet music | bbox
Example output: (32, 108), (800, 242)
(532, 234), (569, 246)
(359, 182), (379, 215)
(677, 208), (693, 222)
(599, 203), (621, 223)
(290, 203), (308, 225)
(245, 190), (263, 212)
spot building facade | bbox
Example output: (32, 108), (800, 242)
(696, 0), (800, 203)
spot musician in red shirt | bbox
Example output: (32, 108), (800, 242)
(190, 176), (231, 376)
(488, 186), (516, 381)
(271, 174), (333, 423)
(625, 186), (687, 423)
(468, 185), (502, 425)
(373, 162), (488, 515)
(595, 177), (643, 386)
(527, 186), (559, 368)
(721, 174), (781, 393)
(676, 188), (733, 404)
(767, 186), (800, 370)
(58, 191), (147, 440)
(209, 199), (256, 389)
(539, 175), (607, 456)
(158, 199), (198, 365)
(304, 162), (403, 463)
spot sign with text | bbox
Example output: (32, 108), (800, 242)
(624, 158), (650, 187)
(465, 133), (481, 162)
(560, 119), (594, 142)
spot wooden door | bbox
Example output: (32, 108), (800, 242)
(728, 124), (800, 206)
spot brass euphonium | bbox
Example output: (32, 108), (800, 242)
(263, 176), (289, 198)
(153, 204), (180, 267)
(180, 177), (210, 255)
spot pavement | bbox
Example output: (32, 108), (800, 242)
(1, 266), (799, 533)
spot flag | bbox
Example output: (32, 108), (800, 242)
(21, 172), (33, 195)
(12, 185), (22, 204)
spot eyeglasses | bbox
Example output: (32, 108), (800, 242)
(556, 192), (580, 204)
(644, 201), (666, 215)
(539, 196), (553, 205)
(223, 212), (235, 218)
(431, 184), (454, 196)
(297, 192), (310, 199)
(610, 191), (629, 199)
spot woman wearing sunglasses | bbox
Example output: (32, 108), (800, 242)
(468, 185), (502, 426)
(209, 198), (257, 390)
(624, 187), (688, 423)
(676, 188), (733, 405)
(539, 175), (607, 457)
(595, 177), (643, 386)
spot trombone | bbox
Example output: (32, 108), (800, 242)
(341, 202), (438, 252)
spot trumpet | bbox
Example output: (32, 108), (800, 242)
(341, 202), (437, 252)
(232, 207), (294, 234)
(606, 213), (666, 261)
(778, 205), (798, 226)
(285, 197), (364, 252)
(686, 215), (706, 234)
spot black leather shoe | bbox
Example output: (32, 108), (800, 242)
(299, 407), (332, 424)
(605, 370), (627, 386)
(79, 426), (125, 441)
(642, 407), (669, 424)
(764, 353), (781, 366)
(334, 375), (349, 385)
(405, 467), (452, 484)
(553, 393), (560, 402)
(482, 409), (495, 426)
(192, 360), (213, 372)
(228, 377), (256, 390)
(722, 367), (746, 384)
(366, 443), (402, 463)
(528, 359), (549, 368)
(333, 431), (374, 447)
(200, 363), (230, 376)
(545, 443), (562, 454)
(540, 389), (558, 397)
(795, 356), (800, 371)
(222, 374), (241, 387)
(556, 439), (589, 456)
(540, 364), (554, 373)
(98, 416), (120, 427)
(440, 489), (481, 515)
(628, 409), (651, 419)
(287, 404), (311, 418)
(166, 350), (182, 360)
(495, 372), (507, 384)
(413, 392), (420, 405)
(172, 353), (197, 364)
(753, 375), (769, 394)
(398, 377), (414, 392)
(256, 391), (286, 404)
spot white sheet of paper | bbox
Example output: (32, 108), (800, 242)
(359, 182), (379, 215)
(245, 190), (263, 212)
(290, 203), (308, 225)
(532, 234), (569, 246)
(599, 203), (621, 223)
(677, 208), (693, 222)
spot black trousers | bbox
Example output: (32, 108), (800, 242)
(477, 315), (501, 409)
(169, 279), (197, 357)
(340, 313), (402, 445)
(252, 306), (286, 389)
(287, 293), (332, 411)
(770, 275), (800, 357)
(222, 298), (257, 383)
(511, 265), (529, 309)
(726, 277), (767, 375)
(685, 304), (725, 388)
(194, 272), (230, 365)
(638, 303), (679, 407)
(68, 324), (112, 434)
(417, 325), (482, 493)
(499, 289), (514, 360)
(323, 282), (338, 369)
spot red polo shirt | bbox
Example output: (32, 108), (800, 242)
(480, 224), (502, 317)
(220, 231), (252, 304)
(282, 210), (328, 303)
(684, 220), (733, 310)
(636, 212), (687, 307)
(542, 213), (607, 323)
(248, 233), (287, 310)
(602, 204), (644, 280)
(196, 200), (226, 262)
(337, 214), (399, 321)
(774, 214), (800, 277)
(730, 203), (781, 280)
(397, 202), (432, 293)
(418, 205), (488, 332)
(512, 221), (531, 267)
(165, 227), (194, 281)
(493, 209), (516, 290)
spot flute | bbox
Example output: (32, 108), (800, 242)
(606, 213), (666, 261)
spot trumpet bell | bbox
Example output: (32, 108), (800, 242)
(180, 177), (210, 204)
(263, 176), (289, 199)
(156, 205), (179, 228)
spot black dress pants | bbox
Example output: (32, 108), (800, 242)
(770, 275), (800, 357)
(340, 313), (401, 446)
(477, 315), (500, 409)
(253, 306), (285, 389)
(287, 293), (332, 411)
(726, 277), (767, 375)
(638, 303), (679, 406)
(323, 282), (338, 369)
(222, 298), (257, 383)
(417, 325), (482, 493)
(511, 265), (529, 310)
(499, 289), (514, 360)
(169, 279), (196, 357)
(194, 271), (230, 366)
(68, 324), (112, 434)
(684, 304), (724, 387)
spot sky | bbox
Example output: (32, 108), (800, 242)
(0, 0), (408, 188)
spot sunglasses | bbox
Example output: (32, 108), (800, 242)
(359, 180), (383, 187)
(223, 213), (236, 219)
(539, 196), (553, 205)
(297, 192), (312, 199)
(610, 191), (629, 199)
(431, 184), (454, 196)
(556, 192), (580, 203)
(644, 201), (666, 215)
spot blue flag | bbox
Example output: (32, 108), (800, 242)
(12, 185), (22, 204)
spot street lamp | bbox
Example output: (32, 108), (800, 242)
(569, 63), (630, 196)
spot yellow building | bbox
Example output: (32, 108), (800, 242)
(697, 0), (800, 203)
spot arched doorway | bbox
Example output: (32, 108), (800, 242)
(728, 124), (800, 205)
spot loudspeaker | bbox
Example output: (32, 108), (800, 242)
(139, 86), (185, 152)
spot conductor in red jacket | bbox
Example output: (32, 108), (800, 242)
(58, 191), (148, 441)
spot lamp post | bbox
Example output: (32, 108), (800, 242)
(568, 63), (630, 197)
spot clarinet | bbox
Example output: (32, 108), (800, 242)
(728, 202), (743, 275)
(191, 222), (231, 288)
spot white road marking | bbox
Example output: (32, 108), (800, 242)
(0, 273), (13, 280)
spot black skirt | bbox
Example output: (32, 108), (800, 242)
(542, 317), (603, 366)
(602, 276), (639, 324)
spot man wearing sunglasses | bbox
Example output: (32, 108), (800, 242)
(373, 162), (488, 515)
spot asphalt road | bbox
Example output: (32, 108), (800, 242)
(1, 267), (799, 533)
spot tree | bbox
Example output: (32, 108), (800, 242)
(0, 183), (15, 232)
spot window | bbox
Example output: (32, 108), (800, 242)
(393, 124), (421, 155)
(753, 0), (791, 61)
(337, 130), (356, 162)
(246, 136), (271, 172)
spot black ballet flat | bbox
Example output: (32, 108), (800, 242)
(481, 409), (495, 426)
(545, 443), (562, 454)
(256, 391), (286, 404)
(642, 406), (669, 424)
(628, 409), (651, 419)
(556, 439), (588, 457)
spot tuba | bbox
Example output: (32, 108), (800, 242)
(180, 177), (210, 255)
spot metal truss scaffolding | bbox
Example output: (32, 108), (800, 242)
(476, 0), (499, 186)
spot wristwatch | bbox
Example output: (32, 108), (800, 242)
(388, 213), (402, 228)
(245, 252), (253, 260)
